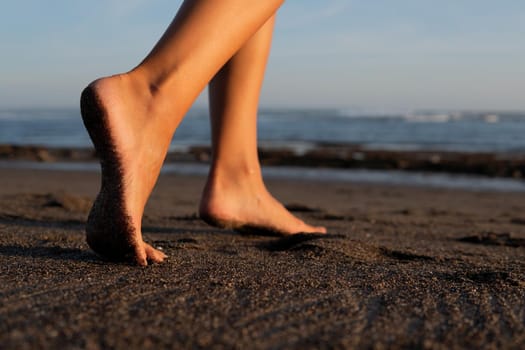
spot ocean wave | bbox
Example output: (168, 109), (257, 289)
(336, 107), (408, 119)
(403, 113), (462, 123)
(336, 109), (525, 123)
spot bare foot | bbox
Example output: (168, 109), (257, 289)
(199, 171), (327, 235)
(80, 74), (170, 265)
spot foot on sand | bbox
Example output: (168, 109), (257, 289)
(80, 74), (169, 265)
(199, 174), (327, 235)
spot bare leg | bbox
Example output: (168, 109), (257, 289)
(81, 0), (285, 265)
(199, 17), (326, 235)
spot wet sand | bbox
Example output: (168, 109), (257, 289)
(1, 167), (524, 349)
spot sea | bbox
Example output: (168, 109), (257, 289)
(1, 107), (525, 154)
(1, 107), (525, 191)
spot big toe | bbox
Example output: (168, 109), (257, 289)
(314, 225), (327, 234)
(305, 225), (327, 234)
(134, 246), (148, 266)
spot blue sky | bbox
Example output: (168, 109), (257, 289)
(1, 0), (524, 111)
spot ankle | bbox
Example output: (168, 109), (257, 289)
(208, 160), (263, 188)
(128, 66), (176, 104)
(121, 70), (155, 101)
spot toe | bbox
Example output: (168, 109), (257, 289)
(145, 243), (168, 264)
(316, 226), (327, 234)
(134, 246), (148, 266)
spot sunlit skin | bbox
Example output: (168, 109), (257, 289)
(80, 0), (326, 266)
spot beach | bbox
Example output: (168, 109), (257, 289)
(3, 0), (525, 346)
(1, 165), (524, 349)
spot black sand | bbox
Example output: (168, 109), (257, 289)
(1, 168), (524, 349)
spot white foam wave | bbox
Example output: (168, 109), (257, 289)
(484, 114), (499, 123)
(336, 107), (408, 118)
(403, 114), (452, 123)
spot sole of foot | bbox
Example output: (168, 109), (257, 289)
(80, 79), (167, 266)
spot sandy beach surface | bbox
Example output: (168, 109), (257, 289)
(1, 166), (524, 349)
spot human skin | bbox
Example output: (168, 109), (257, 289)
(80, 0), (326, 266)
(200, 15), (326, 236)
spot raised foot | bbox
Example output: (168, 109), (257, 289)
(80, 77), (168, 265)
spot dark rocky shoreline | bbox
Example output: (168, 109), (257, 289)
(2, 143), (524, 179)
